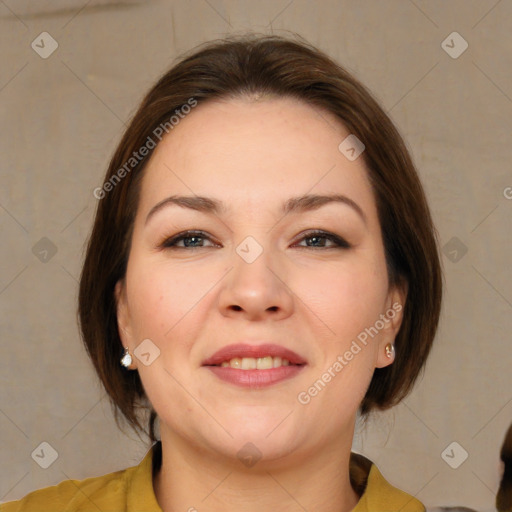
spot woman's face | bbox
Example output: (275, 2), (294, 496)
(116, 97), (405, 464)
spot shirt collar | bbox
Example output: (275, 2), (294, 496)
(126, 441), (423, 511)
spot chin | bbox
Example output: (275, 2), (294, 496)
(221, 406), (297, 438)
(199, 415), (305, 461)
(218, 435), (306, 470)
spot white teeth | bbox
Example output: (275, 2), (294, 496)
(257, 356), (273, 370)
(241, 357), (257, 370)
(219, 356), (292, 369)
(230, 357), (242, 369)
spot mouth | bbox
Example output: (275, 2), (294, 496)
(201, 343), (306, 388)
(202, 343), (307, 368)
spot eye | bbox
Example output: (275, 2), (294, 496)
(160, 230), (220, 249)
(293, 230), (351, 249)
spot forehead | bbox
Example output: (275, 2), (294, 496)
(137, 97), (377, 218)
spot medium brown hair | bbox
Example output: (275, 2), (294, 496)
(78, 33), (443, 442)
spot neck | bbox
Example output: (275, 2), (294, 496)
(153, 427), (360, 512)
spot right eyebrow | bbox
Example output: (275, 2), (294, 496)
(145, 195), (224, 225)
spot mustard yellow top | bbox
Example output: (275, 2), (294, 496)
(1, 443), (424, 512)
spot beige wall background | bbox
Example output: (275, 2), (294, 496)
(1, 1), (511, 510)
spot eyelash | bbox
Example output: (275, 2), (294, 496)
(159, 230), (351, 250)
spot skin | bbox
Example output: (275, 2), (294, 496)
(115, 96), (406, 512)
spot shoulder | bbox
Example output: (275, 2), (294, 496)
(0, 466), (133, 512)
(350, 453), (425, 512)
(0, 447), (159, 512)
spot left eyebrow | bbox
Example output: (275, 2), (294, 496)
(282, 194), (367, 226)
(144, 193), (367, 226)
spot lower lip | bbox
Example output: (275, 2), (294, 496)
(204, 365), (305, 388)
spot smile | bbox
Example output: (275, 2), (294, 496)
(218, 356), (292, 369)
(202, 344), (306, 388)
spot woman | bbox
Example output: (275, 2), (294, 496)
(2, 34), (442, 511)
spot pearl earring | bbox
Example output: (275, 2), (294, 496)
(120, 347), (133, 368)
(385, 343), (395, 359)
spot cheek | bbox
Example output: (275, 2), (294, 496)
(126, 257), (219, 340)
(291, 254), (389, 339)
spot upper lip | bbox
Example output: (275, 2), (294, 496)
(202, 343), (307, 366)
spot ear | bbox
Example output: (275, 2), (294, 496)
(114, 279), (137, 369)
(375, 281), (407, 369)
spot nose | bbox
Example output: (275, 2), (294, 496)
(217, 247), (294, 322)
